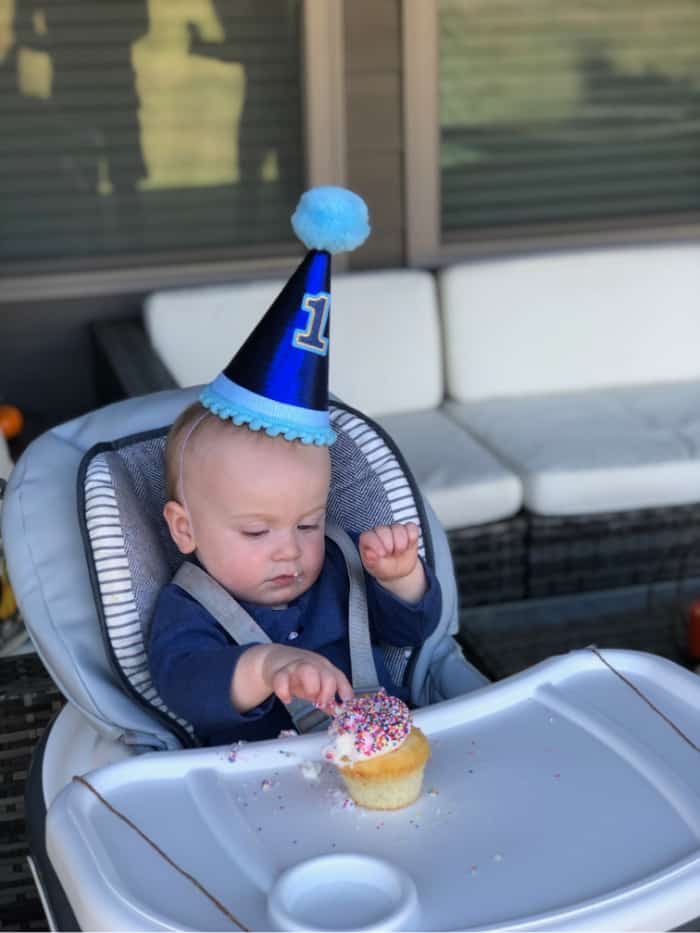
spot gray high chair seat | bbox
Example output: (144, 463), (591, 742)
(2, 386), (488, 754)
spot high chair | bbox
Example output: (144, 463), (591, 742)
(3, 387), (699, 931)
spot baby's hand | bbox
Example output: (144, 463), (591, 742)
(359, 522), (427, 603)
(359, 522), (420, 582)
(262, 645), (353, 712)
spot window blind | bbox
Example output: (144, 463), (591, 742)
(0, 0), (304, 269)
(439, 0), (700, 237)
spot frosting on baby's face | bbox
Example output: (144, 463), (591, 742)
(323, 689), (411, 764)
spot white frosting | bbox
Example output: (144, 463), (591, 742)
(323, 690), (412, 765)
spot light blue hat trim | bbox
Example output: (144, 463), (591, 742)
(200, 374), (336, 446)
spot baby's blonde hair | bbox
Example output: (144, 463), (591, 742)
(164, 403), (311, 502)
(163, 402), (215, 502)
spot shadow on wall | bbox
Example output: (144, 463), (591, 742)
(0, 0), (303, 264)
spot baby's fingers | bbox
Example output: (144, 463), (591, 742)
(314, 669), (339, 711)
(391, 523), (409, 554)
(291, 664), (323, 704)
(359, 528), (385, 563)
(330, 667), (354, 707)
(374, 524), (396, 553)
(272, 663), (321, 705)
(271, 668), (293, 705)
(359, 525), (395, 563)
(392, 521), (419, 554)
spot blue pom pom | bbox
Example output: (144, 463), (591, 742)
(291, 186), (370, 255)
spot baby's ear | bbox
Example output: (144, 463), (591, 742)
(163, 500), (196, 554)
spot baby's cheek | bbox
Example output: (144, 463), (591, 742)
(309, 542), (326, 578)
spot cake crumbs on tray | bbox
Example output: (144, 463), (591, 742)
(326, 787), (358, 812)
(299, 760), (323, 781)
(227, 740), (247, 763)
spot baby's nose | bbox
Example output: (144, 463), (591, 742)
(274, 529), (301, 559)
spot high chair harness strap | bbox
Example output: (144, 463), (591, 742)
(172, 524), (380, 735)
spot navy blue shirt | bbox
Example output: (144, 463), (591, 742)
(148, 535), (441, 745)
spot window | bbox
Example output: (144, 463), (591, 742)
(0, 0), (343, 280)
(404, 0), (700, 262)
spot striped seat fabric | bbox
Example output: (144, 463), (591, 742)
(80, 403), (430, 745)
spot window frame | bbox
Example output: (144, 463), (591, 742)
(402, 0), (700, 267)
(1, 0), (347, 302)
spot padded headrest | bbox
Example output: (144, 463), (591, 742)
(3, 389), (205, 749)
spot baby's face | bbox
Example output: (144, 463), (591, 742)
(183, 426), (330, 606)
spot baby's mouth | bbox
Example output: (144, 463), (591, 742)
(270, 570), (303, 587)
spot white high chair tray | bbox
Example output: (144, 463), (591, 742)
(48, 650), (700, 932)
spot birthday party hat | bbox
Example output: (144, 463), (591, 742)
(200, 186), (370, 445)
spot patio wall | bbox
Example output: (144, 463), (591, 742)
(0, 0), (405, 428)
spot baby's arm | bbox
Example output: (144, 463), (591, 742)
(358, 522), (427, 604)
(231, 644), (354, 714)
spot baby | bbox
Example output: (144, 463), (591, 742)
(148, 402), (442, 745)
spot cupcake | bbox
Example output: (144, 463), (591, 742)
(324, 690), (430, 810)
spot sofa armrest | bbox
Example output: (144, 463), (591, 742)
(92, 318), (178, 401)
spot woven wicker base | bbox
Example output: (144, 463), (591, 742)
(458, 580), (694, 681)
(447, 505), (700, 610)
(528, 504), (700, 598)
(447, 517), (526, 608)
(0, 655), (63, 932)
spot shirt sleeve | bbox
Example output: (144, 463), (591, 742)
(365, 555), (442, 647)
(147, 585), (276, 738)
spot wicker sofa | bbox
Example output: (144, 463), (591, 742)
(93, 241), (700, 667)
(440, 243), (700, 597)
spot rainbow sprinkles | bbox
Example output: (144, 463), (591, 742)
(324, 689), (411, 764)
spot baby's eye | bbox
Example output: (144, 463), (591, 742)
(298, 523), (320, 532)
(242, 529), (268, 538)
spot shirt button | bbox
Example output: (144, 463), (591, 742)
(287, 631), (299, 641)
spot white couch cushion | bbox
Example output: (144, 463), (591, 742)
(145, 279), (282, 391)
(378, 409), (522, 528)
(447, 381), (700, 515)
(440, 244), (700, 403)
(145, 269), (443, 417)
